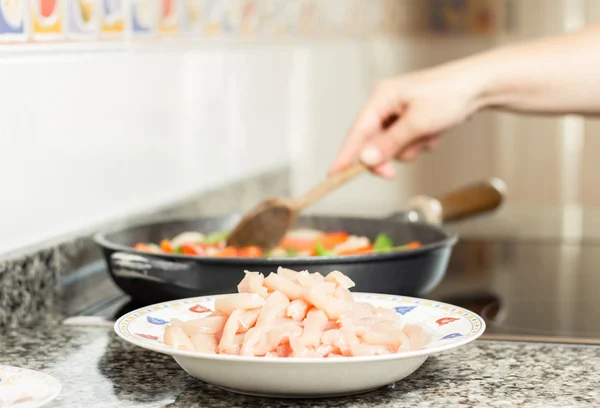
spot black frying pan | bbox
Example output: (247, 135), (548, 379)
(95, 179), (506, 304)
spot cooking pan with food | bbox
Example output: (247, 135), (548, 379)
(95, 179), (506, 304)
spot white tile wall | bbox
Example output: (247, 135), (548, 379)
(0, 43), (293, 253)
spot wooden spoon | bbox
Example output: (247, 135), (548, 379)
(226, 162), (368, 250)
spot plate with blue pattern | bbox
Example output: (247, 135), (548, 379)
(115, 293), (485, 398)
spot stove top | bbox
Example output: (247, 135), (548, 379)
(67, 238), (600, 344)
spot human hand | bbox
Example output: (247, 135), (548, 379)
(329, 60), (488, 178)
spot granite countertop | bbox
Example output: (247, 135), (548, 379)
(1, 324), (599, 408)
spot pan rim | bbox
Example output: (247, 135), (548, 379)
(93, 215), (459, 265)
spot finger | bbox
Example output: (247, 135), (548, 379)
(359, 111), (422, 167)
(329, 90), (400, 174)
(396, 141), (427, 161)
(422, 133), (441, 151)
(372, 161), (396, 179)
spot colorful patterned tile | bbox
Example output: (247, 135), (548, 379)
(158, 0), (179, 35)
(100, 0), (125, 38)
(180, 0), (201, 33)
(29, 0), (64, 40)
(130, 0), (156, 36)
(0, 0), (26, 41)
(66, 0), (99, 40)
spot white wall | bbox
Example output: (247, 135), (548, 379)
(0, 42), (295, 253)
(4, 0), (599, 253)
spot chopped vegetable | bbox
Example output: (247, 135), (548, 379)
(203, 231), (229, 245)
(280, 237), (315, 252)
(181, 243), (206, 256)
(401, 241), (422, 250)
(160, 239), (174, 253)
(238, 246), (263, 258)
(314, 241), (336, 256)
(171, 231), (205, 247)
(318, 232), (350, 249)
(133, 229), (421, 258)
(373, 234), (394, 251)
(337, 245), (374, 256)
(214, 247), (238, 258)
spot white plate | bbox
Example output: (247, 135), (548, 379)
(0, 365), (61, 408)
(115, 293), (485, 398)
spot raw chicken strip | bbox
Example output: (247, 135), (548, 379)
(255, 291), (290, 329)
(164, 326), (194, 351)
(287, 299), (309, 321)
(303, 287), (353, 320)
(334, 286), (354, 302)
(297, 272), (325, 289)
(179, 316), (227, 336)
(266, 323), (302, 351)
(325, 271), (356, 289)
(241, 327), (269, 356)
(289, 334), (314, 357)
(238, 309), (260, 333)
(190, 333), (217, 354)
(299, 309), (328, 347)
(264, 273), (303, 300)
(277, 266), (299, 281)
(403, 323), (431, 350)
(214, 293), (265, 315)
(218, 309), (244, 355)
(237, 271), (269, 298)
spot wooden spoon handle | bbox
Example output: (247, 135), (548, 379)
(291, 162), (368, 211)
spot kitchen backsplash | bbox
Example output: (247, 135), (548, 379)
(0, 0), (507, 43)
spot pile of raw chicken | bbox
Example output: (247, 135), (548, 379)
(164, 267), (430, 358)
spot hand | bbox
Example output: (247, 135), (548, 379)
(329, 61), (487, 178)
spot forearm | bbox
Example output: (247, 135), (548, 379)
(467, 24), (600, 115)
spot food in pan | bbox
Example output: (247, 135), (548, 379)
(133, 228), (421, 258)
(163, 267), (431, 357)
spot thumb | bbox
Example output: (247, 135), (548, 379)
(359, 114), (422, 167)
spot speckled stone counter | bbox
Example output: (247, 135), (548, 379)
(1, 324), (598, 408)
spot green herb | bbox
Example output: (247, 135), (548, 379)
(174, 246), (184, 254)
(314, 241), (336, 256)
(373, 234), (394, 251)
(203, 231), (229, 244)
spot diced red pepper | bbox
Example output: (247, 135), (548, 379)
(406, 241), (421, 249)
(214, 247), (238, 257)
(279, 237), (315, 252)
(160, 239), (174, 253)
(237, 246), (263, 258)
(181, 243), (206, 256)
(337, 245), (374, 256)
(318, 232), (350, 249)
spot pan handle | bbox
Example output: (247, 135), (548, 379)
(394, 178), (507, 225)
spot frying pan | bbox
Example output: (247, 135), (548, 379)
(95, 179), (506, 304)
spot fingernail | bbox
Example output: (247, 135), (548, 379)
(378, 162), (396, 178)
(360, 146), (382, 166)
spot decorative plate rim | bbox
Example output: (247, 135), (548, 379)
(0, 364), (62, 408)
(114, 292), (486, 364)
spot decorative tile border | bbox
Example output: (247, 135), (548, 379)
(0, 0), (510, 43)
